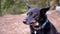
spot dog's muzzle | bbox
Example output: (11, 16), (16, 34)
(23, 19), (37, 25)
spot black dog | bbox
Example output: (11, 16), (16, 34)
(23, 4), (59, 34)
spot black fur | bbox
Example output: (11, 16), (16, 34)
(23, 4), (59, 34)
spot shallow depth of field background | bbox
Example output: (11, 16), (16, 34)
(0, 0), (60, 34)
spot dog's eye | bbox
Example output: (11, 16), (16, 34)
(27, 12), (33, 16)
(29, 12), (35, 16)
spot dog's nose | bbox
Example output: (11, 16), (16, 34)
(23, 20), (26, 24)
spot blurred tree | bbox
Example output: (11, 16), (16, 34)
(50, 0), (56, 10)
(1, 0), (26, 15)
(1, 0), (60, 16)
(56, 0), (60, 6)
(0, 0), (1, 16)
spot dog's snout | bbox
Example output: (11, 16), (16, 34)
(23, 20), (26, 24)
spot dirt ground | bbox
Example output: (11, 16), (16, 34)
(47, 10), (60, 33)
(0, 10), (60, 34)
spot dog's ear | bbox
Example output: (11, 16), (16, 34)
(40, 7), (50, 14)
(26, 3), (31, 9)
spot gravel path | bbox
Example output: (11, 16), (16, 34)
(0, 14), (30, 34)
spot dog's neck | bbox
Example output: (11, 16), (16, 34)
(34, 19), (49, 34)
(38, 19), (48, 30)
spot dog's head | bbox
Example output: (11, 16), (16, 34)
(23, 3), (50, 27)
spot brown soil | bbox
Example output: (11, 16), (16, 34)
(47, 10), (60, 33)
(0, 10), (60, 34)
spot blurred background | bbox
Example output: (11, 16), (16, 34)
(0, 0), (60, 34)
(0, 0), (60, 16)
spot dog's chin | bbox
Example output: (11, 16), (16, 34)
(24, 22), (32, 25)
(26, 22), (40, 30)
(32, 25), (39, 30)
(33, 26), (39, 30)
(25, 23), (30, 25)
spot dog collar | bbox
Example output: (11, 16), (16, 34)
(38, 19), (48, 30)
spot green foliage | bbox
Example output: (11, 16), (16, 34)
(1, 0), (26, 16)
(0, 0), (60, 16)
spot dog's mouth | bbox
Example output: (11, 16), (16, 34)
(30, 22), (40, 30)
(33, 26), (40, 30)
